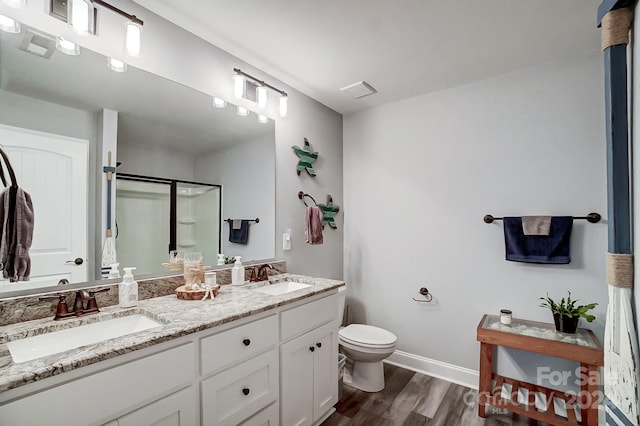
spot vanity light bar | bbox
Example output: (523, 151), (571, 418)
(91, 0), (143, 26)
(233, 67), (288, 117)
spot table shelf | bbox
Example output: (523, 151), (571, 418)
(485, 373), (581, 425)
(477, 314), (603, 426)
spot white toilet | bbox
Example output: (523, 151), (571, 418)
(337, 286), (397, 392)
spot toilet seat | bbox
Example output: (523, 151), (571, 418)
(339, 324), (397, 349)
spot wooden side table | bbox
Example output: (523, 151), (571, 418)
(477, 314), (604, 426)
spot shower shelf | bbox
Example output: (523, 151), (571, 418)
(178, 218), (196, 224)
(178, 241), (196, 248)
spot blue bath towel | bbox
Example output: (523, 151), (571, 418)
(503, 216), (573, 264)
(229, 220), (249, 244)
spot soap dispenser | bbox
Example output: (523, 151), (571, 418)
(217, 253), (225, 266)
(231, 256), (244, 286)
(119, 267), (138, 308)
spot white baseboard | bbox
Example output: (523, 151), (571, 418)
(385, 350), (479, 390)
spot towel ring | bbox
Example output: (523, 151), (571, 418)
(298, 191), (317, 206)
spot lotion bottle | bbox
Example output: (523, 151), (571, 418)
(119, 267), (138, 308)
(231, 256), (244, 286)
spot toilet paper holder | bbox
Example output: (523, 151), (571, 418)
(412, 287), (433, 303)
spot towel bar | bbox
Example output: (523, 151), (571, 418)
(225, 218), (259, 223)
(483, 213), (601, 224)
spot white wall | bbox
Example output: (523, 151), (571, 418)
(2, 0), (344, 280)
(344, 52), (607, 387)
(195, 134), (275, 261)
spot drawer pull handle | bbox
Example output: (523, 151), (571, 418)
(316, 342), (322, 348)
(242, 388), (250, 396)
(309, 346), (315, 352)
(243, 338), (251, 346)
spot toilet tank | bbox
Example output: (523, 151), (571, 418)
(337, 285), (346, 323)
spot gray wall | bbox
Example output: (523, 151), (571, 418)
(195, 134), (276, 262)
(343, 51), (606, 388)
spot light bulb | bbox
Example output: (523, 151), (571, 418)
(257, 114), (268, 124)
(213, 97), (227, 108)
(256, 85), (267, 109)
(55, 37), (80, 55)
(279, 95), (288, 118)
(124, 21), (142, 57)
(0, 15), (20, 33)
(2, 0), (26, 8)
(69, 0), (92, 35)
(233, 74), (244, 99)
(107, 57), (127, 72)
(237, 106), (249, 117)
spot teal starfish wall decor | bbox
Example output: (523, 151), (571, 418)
(292, 138), (319, 177)
(318, 195), (340, 229)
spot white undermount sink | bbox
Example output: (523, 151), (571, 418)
(251, 281), (311, 296)
(7, 314), (164, 363)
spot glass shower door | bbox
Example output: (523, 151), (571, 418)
(116, 178), (171, 275)
(176, 182), (221, 267)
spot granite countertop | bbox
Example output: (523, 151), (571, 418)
(0, 273), (344, 393)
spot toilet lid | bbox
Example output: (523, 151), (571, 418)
(339, 324), (397, 347)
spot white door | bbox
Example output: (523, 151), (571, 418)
(0, 124), (88, 291)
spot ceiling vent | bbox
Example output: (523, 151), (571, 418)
(339, 81), (377, 99)
(19, 30), (55, 59)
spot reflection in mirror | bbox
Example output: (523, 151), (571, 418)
(0, 24), (275, 296)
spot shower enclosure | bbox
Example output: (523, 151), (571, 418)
(115, 174), (222, 275)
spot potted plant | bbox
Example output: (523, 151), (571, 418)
(539, 291), (597, 333)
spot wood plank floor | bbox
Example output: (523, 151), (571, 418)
(322, 363), (550, 426)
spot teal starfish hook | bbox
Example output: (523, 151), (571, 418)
(318, 195), (340, 229)
(292, 138), (318, 177)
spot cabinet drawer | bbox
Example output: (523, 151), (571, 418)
(201, 349), (278, 426)
(201, 314), (277, 375)
(240, 403), (278, 426)
(281, 293), (337, 341)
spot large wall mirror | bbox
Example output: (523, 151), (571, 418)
(0, 24), (276, 296)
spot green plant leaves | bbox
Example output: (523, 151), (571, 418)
(539, 291), (597, 322)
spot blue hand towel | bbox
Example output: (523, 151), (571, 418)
(503, 216), (573, 264)
(229, 220), (249, 244)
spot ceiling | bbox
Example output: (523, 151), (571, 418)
(0, 25), (273, 155)
(132, 0), (602, 115)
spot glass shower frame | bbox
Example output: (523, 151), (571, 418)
(115, 173), (222, 274)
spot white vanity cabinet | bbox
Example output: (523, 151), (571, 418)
(117, 386), (197, 426)
(280, 294), (339, 426)
(0, 288), (341, 426)
(0, 342), (197, 426)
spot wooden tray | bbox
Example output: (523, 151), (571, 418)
(176, 284), (220, 300)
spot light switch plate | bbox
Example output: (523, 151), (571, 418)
(283, 229), (292, 250)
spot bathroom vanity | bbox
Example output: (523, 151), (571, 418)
(0, 274), (344, 426)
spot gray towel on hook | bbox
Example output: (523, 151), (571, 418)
(521, 216), (551, 236)
(0, 187), (34, 282)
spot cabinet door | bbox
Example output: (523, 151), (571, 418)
(312, 321), (339, 423)
(280, 331), (314, 426)
(118, 386), (197, 426)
